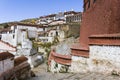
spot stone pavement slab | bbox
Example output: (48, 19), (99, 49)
(28, 64), (120, 80)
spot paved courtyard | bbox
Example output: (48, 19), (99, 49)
(28, 64), (120, 80)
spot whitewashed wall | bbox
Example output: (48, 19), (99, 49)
(59, 31), (65, 38)
(50, 60), (69, 73)
(16, 29), (22, 44)
(70, 56), (89, 73)
(21, 31), (28, 42)
(3, 58), (14, 72)
(0, 61), (3, 74)
(1, 33), (16, 46)
(49, 21), (65, 25)
(0, 41), (16, 52)
(17, 25), (44, 38)
(17, 48), (31, 56)
(89, 45), (120, 74)
(58, 31), (65, 41)
(22, 40), (32, 49)
(50, 60), (62, 73)
(48, 30), (65, 42)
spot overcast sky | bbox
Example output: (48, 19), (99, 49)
(0, 0), (83, 23)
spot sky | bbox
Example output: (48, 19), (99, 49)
(0, 0), (83, 23)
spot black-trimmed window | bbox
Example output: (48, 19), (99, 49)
(93, 0), (97, 3)
(88, 0), (90, 9)
(84, 4), (86, 12)
(13, 35), (15, 38)
(84, 0), (91, 12)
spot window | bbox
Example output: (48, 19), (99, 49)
(88, 0), (90, 9)
(56, 31), (58, 36)
(84, 4), (86, 12)
(93, 0), (97, 3)
(51, 33), (53, 36)
(13, 35), (15, 38)
(43, 28), (45, 31)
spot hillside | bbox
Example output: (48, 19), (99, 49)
(20, 18), (39, 24)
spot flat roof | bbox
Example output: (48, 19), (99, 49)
(0, 52), (14, 61)
(14, 56), (28, 66)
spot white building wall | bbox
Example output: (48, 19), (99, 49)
(89, 45), (120, 74)
(65, 14), (74, 17)
(0, 41), (16, 53)
(49, 21), (65, 25)
(16, 29), (22, 44)
(17, 48), (31, 56)
(0, 61), (3, 74)
(3, 58), (14, 72)
(70, 56), (89, 73)
(50, 60), (69, 73)
(59, 31), (65, 38)
(17, 25), (44, 38)
(21, 31), (32, 49)
(21, 31), (28, 42)
(14, 25), (33, 56)
(70, 46), (120, 74)
(50, 60), (63, 73)
(28, 30), (37, 38)
(55, 12), (65, 20)
(22, 40), (32, 49)
(48, 30), (65, 42)
(58, 31), (65, 41)
(1, 33), (16, 46)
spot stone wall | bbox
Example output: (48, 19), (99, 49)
(70, 56), (89, 73)
(70, 45), (120, 74)
(50, 60), (70, 73)
(64, 24), (80, 38)
(89, 45), (120, 74)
